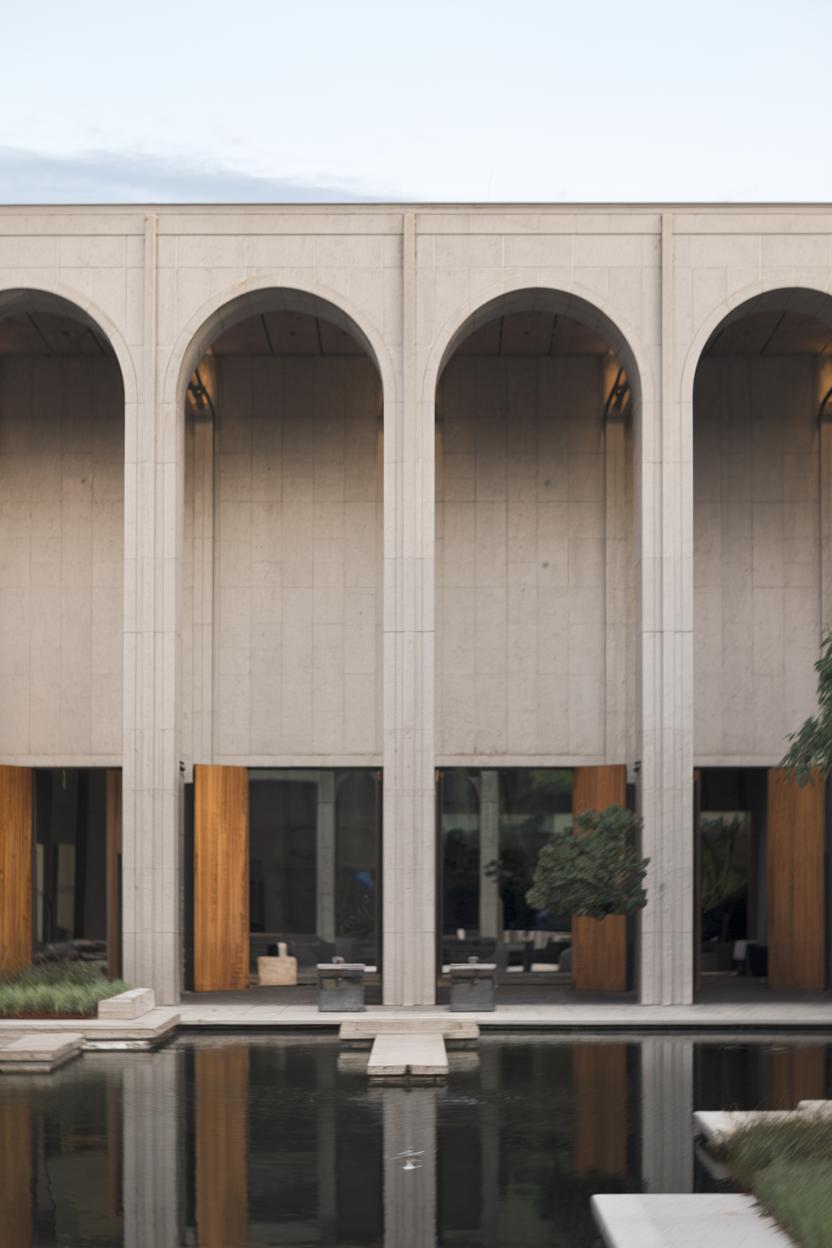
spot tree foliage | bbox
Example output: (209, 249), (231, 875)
(781, 633), (832, 784)
(525, 804), (649, 920)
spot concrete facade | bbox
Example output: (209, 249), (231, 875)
(1, 204), (831, 1005)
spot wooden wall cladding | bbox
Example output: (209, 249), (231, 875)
(194, 765), (249, 992)
(0, 765), (32, 976)
(767, 769), (826, 991)
(571, 766), (628, 992)
(196, 1045), (249, 1246)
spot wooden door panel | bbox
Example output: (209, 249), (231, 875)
(194, 765), (249, 992)
(0, 765), (32, 975)
(571, 766), (628, 992)
(767, 769), (825, 991)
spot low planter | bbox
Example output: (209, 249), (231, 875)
(0, 963), (128, 1019)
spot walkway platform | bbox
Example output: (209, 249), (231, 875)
(367, 1032), (448, 1078)
(592, 1194), (791, 1247)
(176, 1001), (832, 1030)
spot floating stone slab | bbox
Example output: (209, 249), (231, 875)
(340, 1018), (478, 1043)
(592, 1194), (791, 1247)
(98, 988), (156, 1020)
(367, 1033), (448, 1078)
(0, 1032), (83, 1074)
(82, 1008), (180, 1050)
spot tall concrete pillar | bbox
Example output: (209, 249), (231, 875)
(640, 1038), (694, 1192)
(638, 212), (695, 1004)
(122, 212), (183, 1004)
(479, 771), (500, 939)
(123, 1048), (181, 1247)
(383, 212), (436, 1004)
(383, 1087), (438, 1247)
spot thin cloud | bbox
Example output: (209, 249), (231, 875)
(0, 145), (401, 204)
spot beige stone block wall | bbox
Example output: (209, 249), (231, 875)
(436, 355), (632, 762)
(183, 355), (383, 764)
(694, 356), (820, 761)
(0, 356), (123, 760)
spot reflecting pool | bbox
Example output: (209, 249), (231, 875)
(1, 1034), (830, 1246)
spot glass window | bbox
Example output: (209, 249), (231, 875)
(439, 768), (573, 975)
(34, 769), (109, 966)
(248, 769), (381, 974)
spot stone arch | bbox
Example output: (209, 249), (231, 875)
(422, 280), (655, 418)
(0, 283), (137, 407)
(163, 276), (396, 416)
(680, 277), (832, 409)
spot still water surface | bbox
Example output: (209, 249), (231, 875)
(1, 1034), (830, 1247)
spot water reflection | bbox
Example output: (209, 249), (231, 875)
(0, 1034), (830, 1246)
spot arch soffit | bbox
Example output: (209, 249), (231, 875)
(680, 274), (832, 405)
(0, 280), (138, 406)
(164, 275), (397, 411)
(421, 279), (656, 413)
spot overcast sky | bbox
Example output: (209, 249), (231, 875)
(2, 0), (829, 204)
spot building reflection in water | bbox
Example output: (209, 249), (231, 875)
(1, 1035), (831, 1246)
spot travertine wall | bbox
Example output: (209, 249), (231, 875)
(0, 357), (123, 759)
(694, 357), (820, 761)
(183, 355), (383, 763)
(436, 355), (633, 761)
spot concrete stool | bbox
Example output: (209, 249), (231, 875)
(316, 959), (365, 1011)
(449, 957), (496, 1011)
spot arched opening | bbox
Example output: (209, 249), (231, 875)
(0, 290), (125, 978)
(693, 287), (832, 999)
(179, 291), (384, 997)
(434, 289), (640, 999)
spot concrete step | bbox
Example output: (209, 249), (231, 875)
(340, 1018), (478, 1042)
(0, 1032), (83, 1074)
(98, 987), (155, 1019)
(367, 1032), (448, 1078)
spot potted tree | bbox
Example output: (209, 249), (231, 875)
(526, 804), (648, 991)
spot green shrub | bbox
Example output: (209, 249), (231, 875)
(526, 804), (649, 919)
(0, 962), (128, 1017)
(719, 1119), (832, 1247)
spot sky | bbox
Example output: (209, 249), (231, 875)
(1, 0), (830, 204)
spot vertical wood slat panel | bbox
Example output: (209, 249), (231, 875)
(573, 1044), (628, 1175)
(196, 1045), (249, 1246)
(0, 765), (33, 975)
(767, 769), (825, 991)
(571, 766), (628, 992)
(105, 769), (122, 981)
(194, 765), (249, 992)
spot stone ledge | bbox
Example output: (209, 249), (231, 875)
(695, 1101), (832, 1146)
(98, 988), (155, 1019)
(0, 1032), (83, 1074)
(340, 1018), (479, 1041)
(0, 1008), (180, 1052)
(591, 1194), (792, 1247)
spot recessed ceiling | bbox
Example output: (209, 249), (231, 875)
(210, 311), (365, 357)
(0, 309), (111, 356)
(455, 311), (613, 357)
(705, 290), (832, 357)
